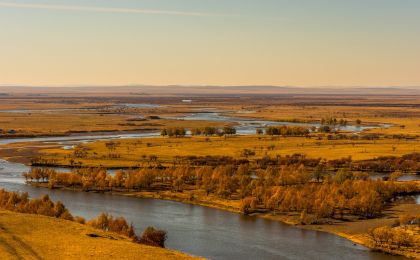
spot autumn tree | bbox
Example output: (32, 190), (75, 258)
(138, 227), (167, 248)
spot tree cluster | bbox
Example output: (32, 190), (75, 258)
(87, 212), (136, 238)
(265, 126), (310, 136)
(191, 126), (236, 136)
(0, 189), (73, 220)
(369, 217), (420, 250)
(320, 117), (348, 126)
(160, 127), (187, 137)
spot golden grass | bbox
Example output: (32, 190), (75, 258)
(0, 97), (230, 136)
(37, 135), (420, 168)
(0, 210), (198, 260)
(0, 112), (227, 136)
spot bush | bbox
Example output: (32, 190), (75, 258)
(138, 227), (167, 248)
(74, 216), (86, 224)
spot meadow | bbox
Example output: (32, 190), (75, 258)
(34, 135), (419, 168)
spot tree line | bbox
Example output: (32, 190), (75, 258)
(24, 162), (420, 221)
(354, 153), (420, 173)
(320, 117), (350, 126)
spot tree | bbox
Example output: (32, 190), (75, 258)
(334, 168), (353, 184)
(240, 197), (253, 215)
(203, 127), (216, 136)
(138, 227), (167, 248)
(318, 125), (331, 133)
(313, 163), (327, 182)
(370, 226), (396, 246)
(191, 128), (202, 136)
(223, 126), (236, 136)
(389, 171), (402, 181)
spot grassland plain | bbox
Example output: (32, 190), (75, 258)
(0, 210), (198, 260)
(0, 97), (230, 136)
(0, 111), (228, 137)
(227, 104), (420, 136)
(31, 135), (420, 168)
(1, 95), (419, 136)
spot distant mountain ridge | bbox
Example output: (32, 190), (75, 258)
(0, 85), (419, 96)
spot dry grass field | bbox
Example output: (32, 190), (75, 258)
(0, 210), (197, 260)
(1, 95), (419, 136)
(0, 96), (231, 136)
(0, 111), (227, 136)
(34, 135), (420, 168)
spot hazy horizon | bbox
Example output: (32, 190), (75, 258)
(1, 84), (420, 96)
(1, 0), (420, 87)
(1, 84), (420, 90)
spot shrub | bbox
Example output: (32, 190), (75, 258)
(138, 227), (167, 248)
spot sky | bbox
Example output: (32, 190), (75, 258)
(0, 0), (419, 87)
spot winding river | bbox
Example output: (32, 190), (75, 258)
(0, 108), (410, 259)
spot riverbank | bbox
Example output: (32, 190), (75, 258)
(262, 203), (420, 259)
(0, 210), (199, 260)
(28, 182), (420, 259)
(140, 190), (420, 259)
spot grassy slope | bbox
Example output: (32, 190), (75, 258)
(0, 210), (198, 260)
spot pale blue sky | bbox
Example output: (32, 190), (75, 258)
(1, 0), (419, 86)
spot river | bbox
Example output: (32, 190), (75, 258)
(0, 107), (409, 259)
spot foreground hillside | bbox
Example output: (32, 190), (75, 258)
(0, 210), (197, 260)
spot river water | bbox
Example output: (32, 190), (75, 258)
(0, 107), (408, 259)
(164, 111), (383, 134)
